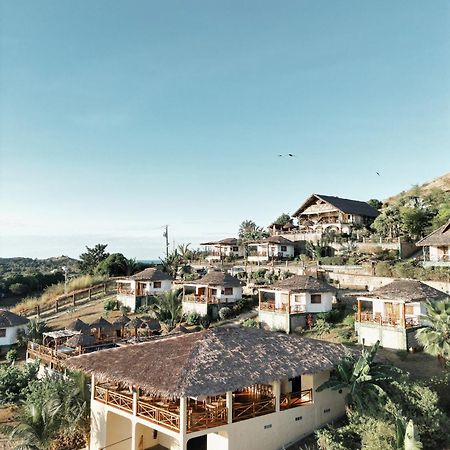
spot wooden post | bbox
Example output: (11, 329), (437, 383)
(103, 283), (107, 294)
(88, 288), (92, 301)
(36, 305), (40, 318)
(357, 299), (361, 322)
(402, 302), (406, 328)
(72, 293), (76, 306)
(226, 391), (233, 424)
(54, 301), (59, 313)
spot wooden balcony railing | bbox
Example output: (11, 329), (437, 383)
(259, 302), (306, 314)
(94, 385), (133, 413)
(280, 389), (313, 409)
(232, 397), (275, 422)
(27, 342), (74, 363)
(183, 295), (221, 304)
(137, 401), (180, 432)
(356, 313), (419, 329)
(187, 404), (227, 432)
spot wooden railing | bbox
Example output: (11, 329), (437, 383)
(280, 389), (313, 409)
(187, 404), (228, 432)
(94, 385), (133, 413)
(260, 302), (306, 314)
(183, 295), (221, 304)
(232, 397), (275, 422)
(356, 312), (419, 329)
(27, 342), (73, 362)
(137, 401), (180, 432)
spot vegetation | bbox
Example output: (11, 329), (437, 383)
(374, 261), (450, 282)
(78, 244), (109, 275)
(151, 290), (183, 330)
(271, 213), (293, 226)
(0, 361), (39, 404)
(218, 306), (233, 320)
(416, 299), (450, 363)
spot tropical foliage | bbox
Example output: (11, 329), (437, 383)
(78, 243), (109, 275)
(416, 299), (450, 362)
(0, 361), (39, 405)
(151, 289), (183, 330)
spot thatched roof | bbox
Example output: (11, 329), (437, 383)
(66, 318), (90, 332)
(143, 319), (161, 331)
(249, 236), (294, 245)
(125, 318), (144, 329)
(189, 271), (243, 288)
(169, 325), (189, 335)
(368, 280), (447, 302)
(417, 220), (450, 246)
(113, 315), (131, 327)
(293, 194), (379, 218)
(200, 238), (239, 246)
(89, 317), (113, 329)
(65, 326), (348, 398)
(0, 310), (29, 327)
(66, 333), (95, 348)
(269, 275), (335, 293)
(130, 268), (173, 282)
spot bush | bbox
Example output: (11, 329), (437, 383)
(186, 312), (201, 326)
(342, 314), (355, 327)
(317, 309), (342, 324)
(218, 307), (234, 321)
(313, 319), (331, 336)
(120, 305), (131, 315)
(5, 349), (18, 363)
(374, 262), (392, 277)
(0, 361), (39, 404)
(136, 305), (153, 314)
(199, 315), (211, 329)
(242, 318), (259, 328)
(103, 298), (118, 312)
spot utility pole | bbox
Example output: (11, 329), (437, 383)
(163, 225), (169, 258)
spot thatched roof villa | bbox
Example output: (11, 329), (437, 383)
(200, 238), (245, 261)
(417, 219), (450, 267)
(0, 309), (29, 352)
(66, 326), (348, 450)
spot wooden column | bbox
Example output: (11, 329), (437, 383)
(258, 289), (262, 309)
(273, 381), (281, 413)
(226, 391), (233, 424)
(72, 293), (76, 306)
(357, 299), (361, 322)
(54, 301), (59, 313)
(88, 288), (92, 300)
(401, 302), (406, 328)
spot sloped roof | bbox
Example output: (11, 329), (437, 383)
(0, 310), (29, 327)
(249, 236), (294, 245)
(65, 326), (348, 398)
(66, 318), (90, 332)
(369, 280), (447, 302)
(200, 238), (239, 246)
(66, 333), (95, 348)
(190, 271), (243, 287)
(89, 317), (113, 329)
(130, 268), (173, 282)
(417, 220), (450, 246)
(269, 275), (336, 293)
(113, 315), (131, 327)
(293, 194), (379, 218)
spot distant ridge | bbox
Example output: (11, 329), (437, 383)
(385, 172), (450, 204)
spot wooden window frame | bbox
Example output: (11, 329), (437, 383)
(153, 281), (162, 289)
(0, 329), (6, 338)
(310, 294), (322, 304)
(224, 287), (233, 296)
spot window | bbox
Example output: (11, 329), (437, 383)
(0, 329), (6, 338)
(232, 246), (239, 252)
(153, 281), (162, 289)
(224, 287), (233, 295)
(311, 294), (322, 304)
(281, 245), (287, 252)
(405, 305), (414, 315)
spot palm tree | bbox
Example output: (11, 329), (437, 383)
(316, 341), (401, 413)
(27, 318), (48, 343)
(416, 299), (450, 363)
(159, 249), (182, 278)
(125, 257), (138, 276)
(151, 290), (183, 330)
(177, 243), (192, 262)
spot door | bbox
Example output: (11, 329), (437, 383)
(290, 375), (301, 393)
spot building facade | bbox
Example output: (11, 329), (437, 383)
(417, 220), (450, 267)
(247, 236), (295, 263)
(201, 238), (245, 262)
(0, 310), (29, 353)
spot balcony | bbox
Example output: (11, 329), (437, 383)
(259, 301), (306, 314)
(280, 389), (313, 409)
(183, 294), (221, 304)
(356, 312), (419, 329)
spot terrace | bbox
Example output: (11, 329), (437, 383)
(259, 301), (306, 314)
(93, 381), (313, 433)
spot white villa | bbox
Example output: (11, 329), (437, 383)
(354, 280), (447, 350)
(182, 271), (243, 319)
(247, 236), (295, 263)
(117, 268), (173, 312)
(0, 310), (29, 353)
(417, 220), (450, 267)
(201, 238), (245, 262)
(258, 276), (336, 333)
(66, 326), (347, 450)
(291, 194), (379, 236)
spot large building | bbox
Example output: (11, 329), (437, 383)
(200, 238), (245, 262)
(66, 326), (347, 450)
(354, 280), (447, 350)
(417, 220), (450, 267)
(291, 194), (379, 236)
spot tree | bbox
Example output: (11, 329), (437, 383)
(78, 244), (109, 275)
(0, 360), (39, 404)
(27, 318), (49, 343)
(159, 249), (182, 278)
(416, 299), (450, 363)
(371, 205), (402, 239)
(95, 253), (128, 277)
(431, 202), (450, 229)
(151, 290), (183, 330)
(316, 341), (401, 413)
(9, 282), (29, 296)
(238, 220), (268, 241)
(272, 213), (292, 226)
(400, 207), (433, 239)
(368, 199), (383, 210)
(177, 243), (192, 262)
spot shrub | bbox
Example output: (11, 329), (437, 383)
(186, 312), (201, 326)
(242, 318), (259, 328)
(136, 305), (152, 314)
(218, 307), (233, 321)
(199, 315), (211, 329)
(120, 305), (131, 315)
(374, 262), (392, 277)
(317, 309), (342, 324)
(342, 314), (355, 327)
(313, 319), (331, 336)
(5, 349), (18, 363)
(103, 298), (118, 312)
(0, 360), (39, 404)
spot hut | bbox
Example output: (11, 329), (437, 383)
(125, 318), (144, 337)
(66, 318), (91, 333)
(113, 315), (131, 338)
(143, 318), (161, 335)
(66, 333), (95, 352)
(0, 310), (29, 353)
(66, 326), (349, 450)
(89, 317), (114, 341)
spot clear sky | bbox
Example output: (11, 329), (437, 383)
(1, 1), (449, 260)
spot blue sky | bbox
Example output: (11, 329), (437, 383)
(1, 1), (449, 259)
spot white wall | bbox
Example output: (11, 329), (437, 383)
(0, 324), (27, 347)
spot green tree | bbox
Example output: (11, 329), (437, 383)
(159, 249), (182, 278)
(416, 299), (450, 363)
(27, 318), (49, 343)
(272, 213), (292, 226)
(9, 282), (29, 296)
(316, 341), (401, 413)
(238, 220), (268, 258)
(78, 244), (109, 275)
(0, 361), (39, 404)
(367, 199), (383, 210)
(95, 253), (128, 277)
(400, 206), (433, 239)
(431, 202), (450, 229)
(371, 205), (402, 239)
(151, 290), (183, 330)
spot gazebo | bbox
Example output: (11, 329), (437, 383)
(113, 315), (131, 338)
(125, 318), (144, 337)
(89, 317), (114, 340)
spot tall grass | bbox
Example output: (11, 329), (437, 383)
(12, 275), (108, 315)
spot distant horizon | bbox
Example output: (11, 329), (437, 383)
(1, 1), (449, 260)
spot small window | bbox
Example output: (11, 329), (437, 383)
(0, 329), (6, 337)
(232, 246), (239, 252)
(224, 287), (233, 296)
(153, 281), (162, 289)
(311, 294), (322, 304)
(405, 305), (414, 315)
(281, 245), (287, 252)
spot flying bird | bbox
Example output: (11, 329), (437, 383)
(376, 172), (380, 176)
(277, 153), (297, 157)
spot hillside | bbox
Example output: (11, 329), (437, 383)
(385, 172), (450, 204)
(0, 255), (79, 276)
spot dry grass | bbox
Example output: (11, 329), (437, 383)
(11, 275), (107, 316)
